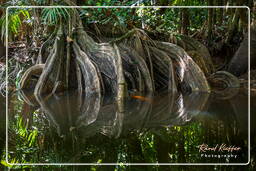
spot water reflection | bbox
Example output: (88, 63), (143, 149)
(19, 90), (210, 138)
(1, 89), (251, 164)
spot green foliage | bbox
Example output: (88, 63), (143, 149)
(10, 115), (39, 161)
(171, 0), (207, 6)
(80, 8), (137, 29)
(3, 99), (41, 167)
(84, 0), (135, 6)
(15, 68), (24, 89)
(0, 8), (31, 41)
(41, 8), (73, 26)
(139, 132), (157, 163)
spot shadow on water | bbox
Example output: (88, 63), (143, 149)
(0, 89), (253, 166)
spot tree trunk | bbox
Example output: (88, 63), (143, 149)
(208, 0), (213, 44)
(218, 0), (224, 25)
(181, 9), (190, 35)
(212, 0), (217, 25)
(20, 7), (212, 101)
(227, 29), (256, 76)
(0, 40), (5, 59)
(226, 0), (246, 43)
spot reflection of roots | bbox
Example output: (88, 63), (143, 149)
(20, 25), (211, 102)
(208, 71), (240, 99)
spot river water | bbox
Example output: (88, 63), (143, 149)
(0, 88), (254, 165)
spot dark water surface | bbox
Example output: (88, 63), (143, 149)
(0, 89), (253, 165)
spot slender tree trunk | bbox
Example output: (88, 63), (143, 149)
(0, 41), (5, 58)
(223, 0), (228, 17)
(179, 10), (182, 34)
(181, 8), (190, 35)
(238, 8), (247, 33)
(252, 1), (256, 30)
(208, 0), (214, 44)
(218, 0), (224, 25)
(212, 0), (217, 26)
(226, 0), (245, 43)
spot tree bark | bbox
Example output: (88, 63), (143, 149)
(208, 0), (214, 44)
(0, 40), (5, 59)
(218, 0), (224, 25)
(226, 0), (246, 43)
(228, 29), (256, 76)
(181, 9), (190, 35)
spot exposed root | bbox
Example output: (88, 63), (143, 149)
(19, 64), (44, 90)
(208, 71), (240, 99)
(114, 43), (125, 113)
(21, 22), (214, 104)
(73, 40), (101, 96)
(34, 27), (65, 97)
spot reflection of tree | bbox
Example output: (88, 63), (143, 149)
(4, 90), (253, 165)
(14, 90), (209, 163)
(193, 93), (249, 163)
(30, 90), (209, 139)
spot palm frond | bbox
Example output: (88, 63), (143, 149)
(41, 8), (74, 26)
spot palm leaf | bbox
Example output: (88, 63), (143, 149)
(41, 8), (74, 26)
